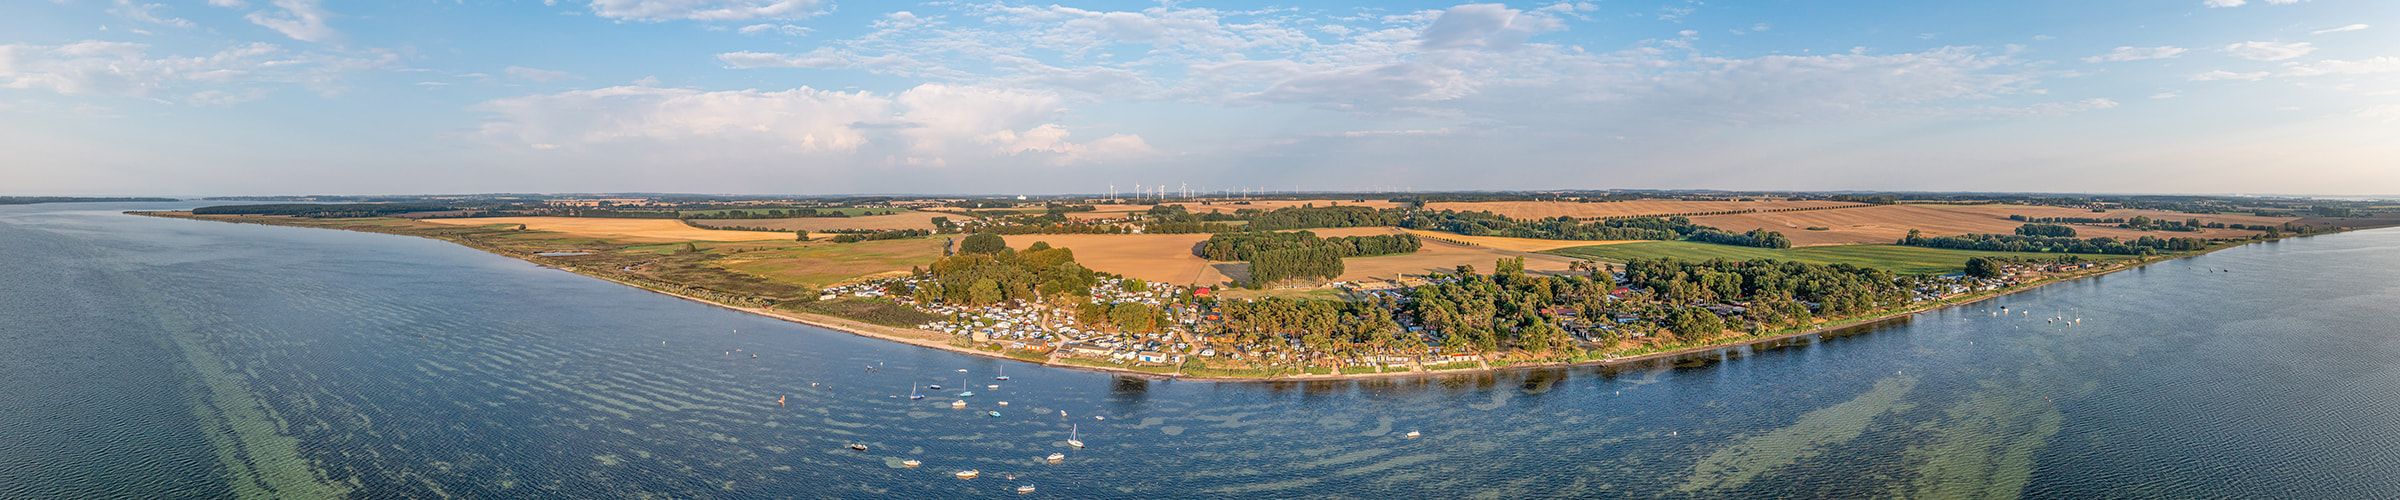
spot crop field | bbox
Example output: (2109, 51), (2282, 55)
(1001, 227), (1581, 286)
(686, 212), (946, 232)
(679, 207), (907, 217)
(1919, 204), (2289, 228)
(712, 238), (947, 289)
(1424, 200), (1863, 219)
(421, 217), (794, 243)
(1545, 241), (2133, 275)
(1395, 228), (1638, 252)
(1080, 199), (1406, 215)
(1690, 205), (2266, 246)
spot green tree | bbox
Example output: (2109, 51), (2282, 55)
(1964, 257), (2003, 279)
(968, 278), (1003, 305)
(1110, 302), (1156, 333)
(959, 233), (1006, 254)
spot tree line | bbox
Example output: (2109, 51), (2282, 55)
(1686, 228), (1793, 249)
(828, 229), (930, 243)
(1198, 231), (1421, 261)
(1899, 229), (2208, 254)
(1399, 211), (1684, 240)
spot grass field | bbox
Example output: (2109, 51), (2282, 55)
(422, 217), (792, 243)
(1691, 204), (2268, 246)
(687, 211), (946, 232)
(1544, 241), (2132, 275)
(713, 238), (946, 288)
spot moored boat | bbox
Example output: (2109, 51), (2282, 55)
(1068, 424), (1084, 448)
(955, 469), (979, 479)
(952, 400), (968, 408)
(1046, 452), (1064, 462)
(1405, 431), (1421, 439)
(848, 443), (868, 451)
(902, 459), (921, 467)
(1017, 484), (1036, 493)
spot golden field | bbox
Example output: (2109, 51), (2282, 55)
(1425, 200), (1863, 219)
(421, 217), (793, 243)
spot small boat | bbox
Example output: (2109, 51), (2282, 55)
(952, 400), (968, 408)
(998, 401), (1009, 406)
(987, 411), (1002, 417)
(1046, 452), (1064, 462)
(902, 459), (921, 467)
(996, 366), (1009, 381)
(929, 385), (943, 390)
(1068, 424), (1084, 448)
(957, 369), (969, 373)
(987, 384), (1000, 390)
(955, 469), (979, 479)
(909, 383), (924, 400)
(958, 391), (975, 397)
(848, 443), (868, 451)
(1017, 484), (1036, 493)
(1405, 431), (1421, 439)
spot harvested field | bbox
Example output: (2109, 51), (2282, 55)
(688, 212), (946, 232)
(422, 217), (793, 243)
(1001, 233), (1218, 285)
(1919, 204), (2291, 228)
(1004, 227), (1583, 286)
(714, 238), (946, 289)
(1395, 228), (1639, 252)
(1080, 199), (1405, 215)
(1426, 200), (1863, 220)
(1547, 241), (2134, 275)
(1690, 205), (2266, 247)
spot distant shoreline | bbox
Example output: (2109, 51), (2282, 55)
(131, 210), (2342, 383)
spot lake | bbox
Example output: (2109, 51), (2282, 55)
(4, 202), (2398, 499)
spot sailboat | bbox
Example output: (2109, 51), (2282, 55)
(1068, 424), (1085, 448)
(996, 365), (1009, 381)
(909, 383), (924, 400)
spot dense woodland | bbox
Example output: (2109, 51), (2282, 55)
(1899, 229), (2210, 254)
(1198, 231), (1422, 261)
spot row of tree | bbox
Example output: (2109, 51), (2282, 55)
(1899, 230), (2209, 254)
(1398, 211), (1685, 240)
(2015, 223), (2078, 237)
(828, 229), (930, 243)
(2008, 215), (2125, 224)
(1686, 228), (1793, 248)
(1198, 231), (1421, 261)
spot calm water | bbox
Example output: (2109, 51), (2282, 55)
(4, 202), (2399, 499)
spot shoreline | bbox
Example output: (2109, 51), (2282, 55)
(131, 211), (2344, 383)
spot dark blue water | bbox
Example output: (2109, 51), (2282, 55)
(4, 202), (2398, 499)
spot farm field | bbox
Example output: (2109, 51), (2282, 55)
(680, 207), (907, 217)
(1079, 199), (1405, 215)
(1003, 226), (1580, 286)
(1691, 205), (2266, 246)
(1545, 241), (2133, 275)
(1918, 204), (2289, 228)
(687, 211), (946, 232)
(1395, 228), (1638, 252)
(1425, 199), (1863, 219)
(421, 217), (793, 243)
(711, 238), (945, 288)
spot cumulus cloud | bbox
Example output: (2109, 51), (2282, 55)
(472, 83), (1154, 166)
(583, 0), (824, 22)
(2082, 46), (2186, 63)
(2313, 24), (2370, 35)
(1417, 4), (1563, 51)
(505, 66), (578, 82)
(0, 40), (387, 100)
(246, 0), (339, 43)
(2224, 41), (2314, 61)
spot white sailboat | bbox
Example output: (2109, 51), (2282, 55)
(1068, 423), (1084, 448)
(996, 365), (1009, 381)
(909, 383), (924, 400)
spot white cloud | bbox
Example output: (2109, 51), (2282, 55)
(2313, 24), (2370, 35)
(2188, 70), (2269, 81)
(473, 83), (1153, 166)
(0, 40), (388, 100)
(109, 0), (194, 28)
(505, 66), (578, 82)
(2150, 91), (2180, 99)
(2204, 0), (2245, 7)
(737, 24), (811, 36)
(2280, 57), (2400, 77)
(2082, 46), (2186, 63)
(2224, 41), (2314, 61)
(1417, 4), (1563, 51)
(246, 0), (339, 43)
(583, 0), (824, 22)
(2359, 105), (2400, 120)
(207, 0), (248, 8)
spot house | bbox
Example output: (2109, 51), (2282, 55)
(1539, 307), (1578, 318)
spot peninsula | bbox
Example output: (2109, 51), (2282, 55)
(138, 191), (2400, 380)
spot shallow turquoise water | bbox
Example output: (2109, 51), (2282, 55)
(4, 202), (2398, 499)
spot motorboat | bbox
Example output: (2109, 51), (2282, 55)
(1046, 453), (1064, 462)
(952, 400), (968, 408)
(848, 443), (868, 451)
(902, 459), (921, 467)
(1017, 484), (1036, 494)
(1405, 431), (1421, 439)
(955, 470), (979, 479)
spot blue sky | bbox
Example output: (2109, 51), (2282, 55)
(2, 0), (2394, 196)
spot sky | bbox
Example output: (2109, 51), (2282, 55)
(2, 0), (2395, 197)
